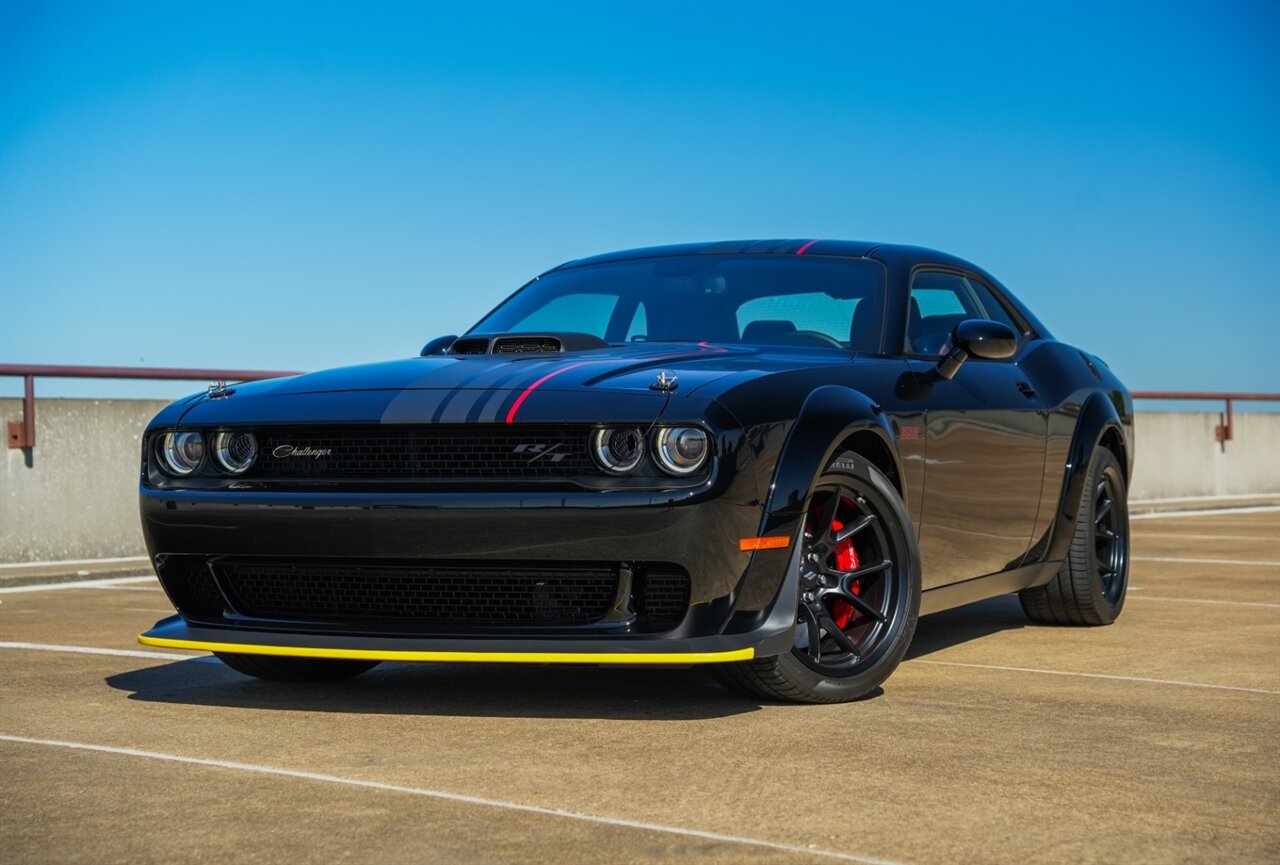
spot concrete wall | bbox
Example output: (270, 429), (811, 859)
(1, 399), (1277, 562)
(1, 398), (167, 562)
(1129, 411), (1280, 500)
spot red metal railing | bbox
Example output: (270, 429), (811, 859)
(1131, 391), (1279, 448)
(2, 364), (1276, 450)
(0, 363), (301, 449)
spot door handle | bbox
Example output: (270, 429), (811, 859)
(1016, 382), (1037, 399)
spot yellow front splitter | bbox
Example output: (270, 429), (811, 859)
(138, 634), (754, 665)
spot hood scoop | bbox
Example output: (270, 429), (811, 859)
(495, 336), (561, 354)
(448, 332), (609, 355)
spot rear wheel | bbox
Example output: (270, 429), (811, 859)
(215, 652), (380, 682)
(714, 453), (920, 704)
(1019, 446), (1129, 625)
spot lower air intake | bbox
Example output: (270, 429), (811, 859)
(215, 559), (619, 626)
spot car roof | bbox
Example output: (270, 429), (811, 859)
(551, 239), (967, 271)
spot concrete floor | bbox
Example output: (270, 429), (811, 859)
(1, 509), (1277, 864)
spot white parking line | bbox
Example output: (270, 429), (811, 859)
(0, 642), (194, 661)
(93, 585), (164, 592)
(0, 576), (157, 594)
(1130, 494), (1280, 505)
(1132, 533), (1280, 542)
(0, 556), (150, 570)
(910, 659), (1279, 695)
(0, 734), (903, 865)
(1131, 506), (1280, 520)
(1133, 556), (1280, 567)
(1128, 596), (1280, 609)
(7, 639), (1275, 698)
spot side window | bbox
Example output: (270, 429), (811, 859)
(504, 293), (618, 338)
(964, 276), (1022, 336)
(906, 272), (983, 355)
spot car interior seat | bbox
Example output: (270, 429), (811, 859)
(848, 300), (882, 353)
(741, 319), (798, 344)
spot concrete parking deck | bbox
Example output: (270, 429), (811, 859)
(1, 508), (1277, 864)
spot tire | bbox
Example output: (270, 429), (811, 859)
(215, 652), (380, 682)
(1019, 446), (1129, 626)
(713, 452), (921, 704)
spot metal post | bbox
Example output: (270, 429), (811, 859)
(1215, 397), (1234, 451)
(6, 375), (34, 449)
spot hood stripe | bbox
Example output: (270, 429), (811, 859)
(504, 362), (595, 423)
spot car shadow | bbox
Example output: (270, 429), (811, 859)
(906, 594), (1031, 660)
(104, 597), (1021, 719)
(104, 658), (807, 720)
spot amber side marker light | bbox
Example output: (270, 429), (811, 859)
(739, 536), (791, 551)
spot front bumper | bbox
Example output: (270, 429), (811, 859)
(138, 483), (801, 663)
(139, 615), (768, 664)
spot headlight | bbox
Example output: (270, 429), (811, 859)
(591, 427), (645, 474)
(213, 431), (258, 473)
(160, 431), (205, 476)
(654, 427), (709, 475)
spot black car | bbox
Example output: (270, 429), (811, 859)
(139, 240), (1132, 703)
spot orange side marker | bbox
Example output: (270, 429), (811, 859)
(739, 536), (791, 551)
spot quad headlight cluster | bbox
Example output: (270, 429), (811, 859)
(590, 426), (710, 476)
(159, 430), (258, 476)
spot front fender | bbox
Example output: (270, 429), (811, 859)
(723, 385), (900, 637)
(760, 385), (901, 536)
(1043, 391), (1128, 562)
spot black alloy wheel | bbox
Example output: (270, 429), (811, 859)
(1093, 467), (1129, 608)
(1019, 446), (1129, 626)
(794, 485), (902, 675)
(713, 453), (921, 703)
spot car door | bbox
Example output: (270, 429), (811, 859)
(906, 269), (1048, 587)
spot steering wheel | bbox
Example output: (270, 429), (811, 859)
(773, 330), (845, 349)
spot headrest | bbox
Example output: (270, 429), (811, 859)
(742, 320), (797, 343)
(849, 301), (880, 353)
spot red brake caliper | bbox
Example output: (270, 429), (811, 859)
(830, 514), (861, 629)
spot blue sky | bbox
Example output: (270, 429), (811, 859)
(1, 0), (1277, 404)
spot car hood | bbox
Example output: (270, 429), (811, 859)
(170, 343), (850, 428)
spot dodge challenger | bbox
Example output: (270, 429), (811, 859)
(139, 240), (1132, 703)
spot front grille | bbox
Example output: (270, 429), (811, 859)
(215, 559), (619, 626)
(253, 425), (600, 480)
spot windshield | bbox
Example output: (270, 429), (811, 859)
(470, 254), (888, 352)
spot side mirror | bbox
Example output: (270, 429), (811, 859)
(420, 335), (458, 356)
(936, 319), (1018, 380)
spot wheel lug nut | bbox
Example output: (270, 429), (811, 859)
(803, 591), (816, 602)
(818, 575), (828, 586)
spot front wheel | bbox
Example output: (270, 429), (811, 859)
(215, 652), (380, 682)
(714, 453), (921, 704)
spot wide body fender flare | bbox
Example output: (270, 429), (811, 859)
(760, 385), (903, 537)
(1042, 391), (1129, 564)
(723, 386), (905, 652)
